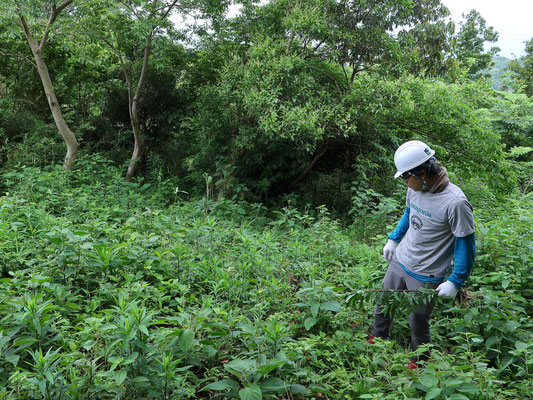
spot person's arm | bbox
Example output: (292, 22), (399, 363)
(436, 233), (476, 298)
(383, 207), (410, 262)
(388, 207), (410, 242)
(447, 233), (476, 288)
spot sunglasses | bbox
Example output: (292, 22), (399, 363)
(400, 171), (414, 180)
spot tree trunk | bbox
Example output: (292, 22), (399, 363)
(34, 50), (80, 169)
(19, 15), (79, 170)
(125, 115), (144, 181)
(125, 32), (152, 182)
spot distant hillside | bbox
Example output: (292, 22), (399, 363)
(481, 55), (515, 91)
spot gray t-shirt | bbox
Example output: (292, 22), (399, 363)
(395, 183), (475, 278)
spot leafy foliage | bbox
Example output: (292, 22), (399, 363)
(507, 38), (533, 97)
(0, 160), (531, 398)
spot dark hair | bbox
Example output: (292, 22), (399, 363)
(409, 158), (440, 178)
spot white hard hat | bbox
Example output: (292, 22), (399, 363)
(393, 140), (435, 178)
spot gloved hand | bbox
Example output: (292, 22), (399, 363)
(383, 239), (399, 263)
(436, 280), (459, 299)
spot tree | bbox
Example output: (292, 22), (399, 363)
(82, 0), (230, 181)
(507, 38), (533, 97)
(186, 1), (512, 201)
(82, 0), (180, 180)
(0, 0), (80, 169)
(455, 9), (499, 76)
(396, 18), (458, 78)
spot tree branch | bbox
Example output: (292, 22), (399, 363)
(286, 31), (295, 55)
(18, 15), (38, 52)
(40, 0), (74, 51)
(0, 50), (36, 68)
(287, 142), (335, 189)
(311, 37), (327, 53)
(133, 31), (153, 106)
(308, 65), (344, 95)
(160, 0), (180, 21)
(119, 0), (141, 19)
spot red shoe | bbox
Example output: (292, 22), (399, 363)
(408, 361), (419, 370)
(367, 335), (375, 344)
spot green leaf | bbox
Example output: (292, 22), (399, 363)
(239, 384), (262, 400)
(108, 356), (123, 365)
(13, 337), (38, 347)
(225, 359), (256, 377)
(304, 317), (317, 331)
(290, 384), (307, 394)
(48, 237), (63, 245)
(178, 329), (194, 352)
(456, 384), (479, 394)
(310, 302), (320, 317)
(132, 376), (150, 383)
(515, 342), (529, 351)
(425, 386), (441, 400)
(446, 394), (470, 400)
(444, 379), (464, 387)
(114, 369), (127, 385)
(485, 336), (498, 349)
(259, 377), (286, 392)
(257, 360), (287, 375)
(499, 355), (515, 370)
(419, 374), (438, 388)
(202, 379), (239, 392)
(139, 324), (149, 336)
(122, 352), (138, 365)
(320, 300), (342, 312)
(4, 350), (19, 366)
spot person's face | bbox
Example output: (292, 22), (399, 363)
(401, 172), (426, 191)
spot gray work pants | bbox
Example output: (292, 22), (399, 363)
(372, 257), (440, 360)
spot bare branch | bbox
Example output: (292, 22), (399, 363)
(18, 15), (39, 52)
(160, 0), (180, 21)
(133, 31), (153, 106)
(0, 50), (37, 68)
(311, 37), (327, 53)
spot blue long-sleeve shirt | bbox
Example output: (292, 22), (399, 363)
(388, 207), (475, 287)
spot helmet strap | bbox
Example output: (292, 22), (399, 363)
(412, 165), (431, 191)
(421, 163), (432, 191)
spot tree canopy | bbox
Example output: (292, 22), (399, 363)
(0, 0), (530, 204)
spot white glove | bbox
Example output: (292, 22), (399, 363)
(382, 239), (399, 263)
(436, 280), (459, 299)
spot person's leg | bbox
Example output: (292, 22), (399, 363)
(372, 259), (407, 339)
(405, 276), (439, 361)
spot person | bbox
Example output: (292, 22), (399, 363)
(369, 140), (476, 369)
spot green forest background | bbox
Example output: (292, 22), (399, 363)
(0, 0), (532, 399)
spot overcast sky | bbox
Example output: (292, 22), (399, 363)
(441, 0), (532, 58)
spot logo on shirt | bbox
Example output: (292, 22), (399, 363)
(411, 215), (423, 230)
(410, 203), (432, 218)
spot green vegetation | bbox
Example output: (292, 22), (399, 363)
(0, 158), (531, 399)
(0, 0), (532, 398)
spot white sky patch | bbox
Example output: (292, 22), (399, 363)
(441, 0), (533, 58)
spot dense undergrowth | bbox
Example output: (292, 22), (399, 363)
(0, 157), (531, 399)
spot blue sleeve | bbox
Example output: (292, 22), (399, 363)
(447, 233), (476, 288)
(388, 207), (410, 243)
